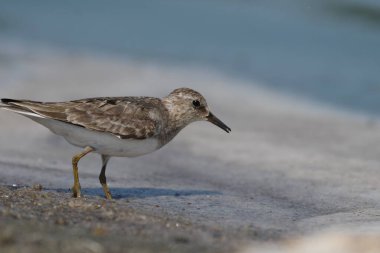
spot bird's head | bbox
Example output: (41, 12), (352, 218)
(163, 88), (231, 133)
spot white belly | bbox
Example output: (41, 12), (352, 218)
(30, 117), (160, 157)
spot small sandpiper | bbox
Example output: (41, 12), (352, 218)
(0, 88), (231, 199)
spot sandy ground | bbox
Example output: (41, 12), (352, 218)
(0, 185), (238, 253)
(1, 42), (380, 252)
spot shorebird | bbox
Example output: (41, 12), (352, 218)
(0, 88), (231, 199)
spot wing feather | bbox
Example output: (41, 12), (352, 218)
(1, 97), (167, 139)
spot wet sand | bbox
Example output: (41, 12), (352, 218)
(1, 41), (380, 252)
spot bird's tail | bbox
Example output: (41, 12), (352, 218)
(0, 98), (9, 105)
(0, 98), (19, 109)
(0, 98), (44, 118)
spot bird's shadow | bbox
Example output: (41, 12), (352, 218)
(55, 187), (221, 200)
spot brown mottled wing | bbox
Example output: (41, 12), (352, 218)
(4, 97), (167, 139)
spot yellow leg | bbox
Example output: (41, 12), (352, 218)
(71, 146), (93, 198)
(99, 155), (112, 199)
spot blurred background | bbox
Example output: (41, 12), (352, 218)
(2, 1), (380, 251)
(1, 0), (379, 114)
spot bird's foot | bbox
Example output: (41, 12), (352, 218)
(72, 184), (82, 198)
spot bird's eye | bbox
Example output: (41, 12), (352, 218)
(192, 100), (201, 108)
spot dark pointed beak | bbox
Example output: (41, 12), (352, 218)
(206, 112), (231, 133)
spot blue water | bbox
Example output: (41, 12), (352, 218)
(1, 0), (380, 114)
